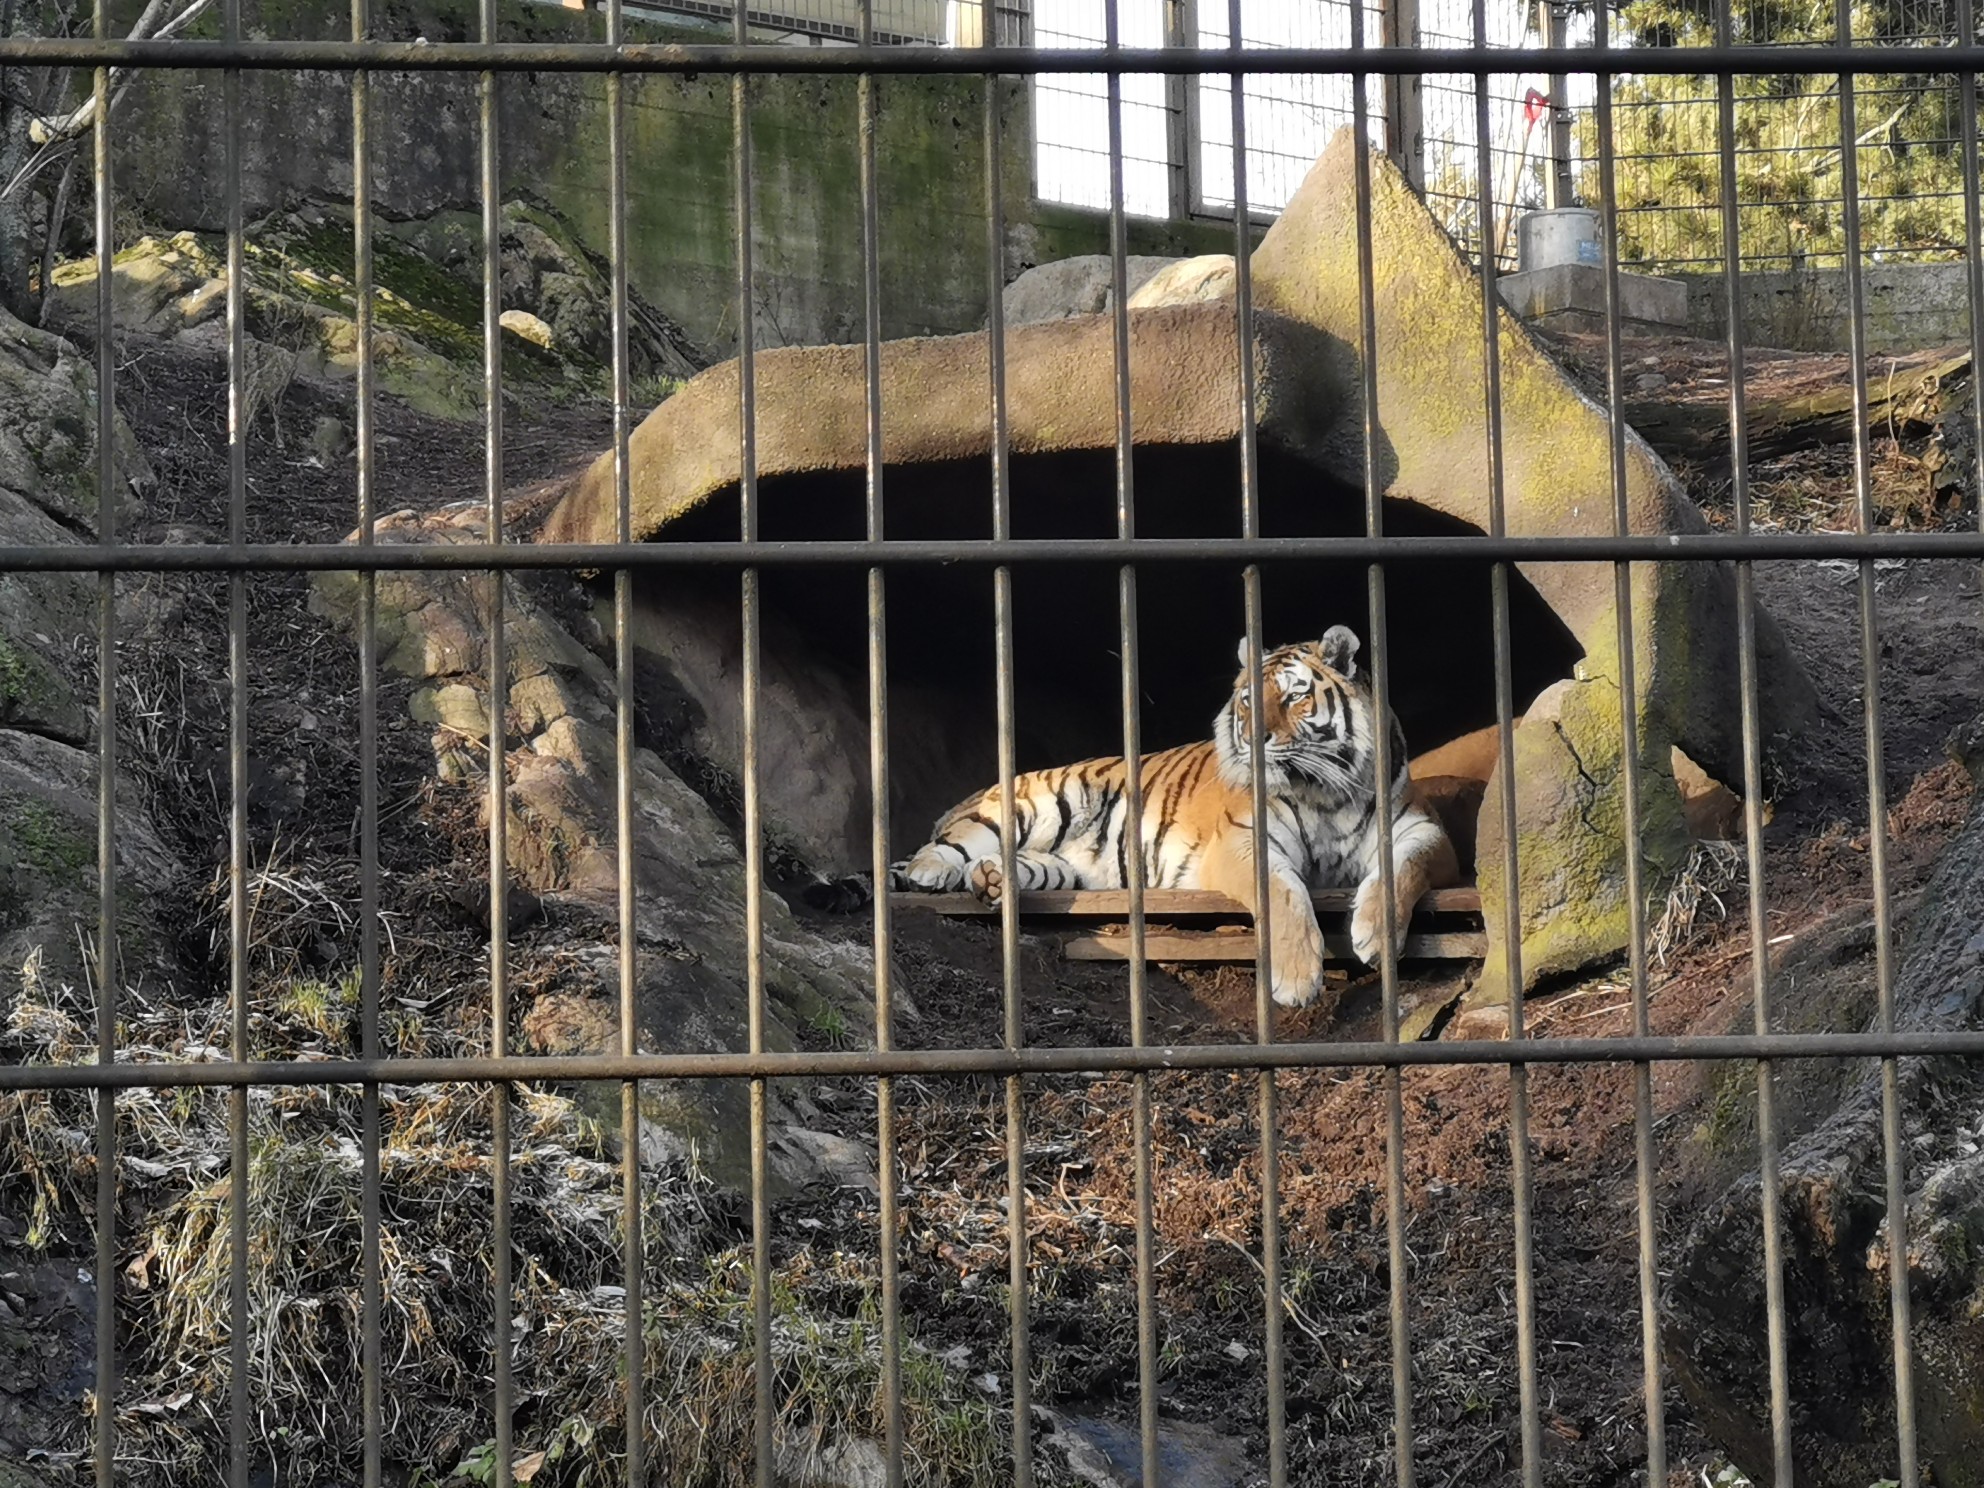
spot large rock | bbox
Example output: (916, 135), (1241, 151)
(311, 509), (876, 1189)
(0, 304), (166, 994)
(999, 253), (1179, 326)
(44, 202), (706, 422)
(539, 132), (1816, 1015)
(1663, 739), (1984, 1486)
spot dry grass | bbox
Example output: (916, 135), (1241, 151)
(1, 911), (1011, 1486)
(1650, 839), (1748, 968)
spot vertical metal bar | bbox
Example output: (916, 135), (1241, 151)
(1712, 1), (1794, 1478)
(90, 0), (117, 1474)
(1590, 11), (1666, 1483)
(1538, 0), (1572, 210)
(478, 0), (513, 1477)
(981, 36), (1031, 1488)
(855, 2), (903, 1480)
(1162, 0), (1192, 220)
(1468, 5), (1539, 1481)
(731, 0), (771, 1477)
(1832, 10), (1918, 1481)
(1098, 2), (1156, 1482)
(1962, 0), (1984, 566)
(604, 0), (644, 1477)
(223, 0), (251, 1480)
(1348, 7), (1415, 1482)
(1381, 0), (1425, 194)
(1224, 12), (1285, 1485)
(351, 0), (383, 1472)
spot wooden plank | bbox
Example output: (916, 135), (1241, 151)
(889, 886), (1483, 918)
(1064, 930), (1487, 963)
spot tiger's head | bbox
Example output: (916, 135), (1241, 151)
(1214, 625), (1374, 800)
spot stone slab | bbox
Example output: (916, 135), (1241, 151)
(1498, 262), (1689, 331)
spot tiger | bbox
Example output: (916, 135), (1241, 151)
(817, 625), (1458, 1010)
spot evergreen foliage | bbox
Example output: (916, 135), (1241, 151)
(1586, 0), (1974, 268)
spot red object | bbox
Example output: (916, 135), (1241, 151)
(1523, 87), (1549, 124)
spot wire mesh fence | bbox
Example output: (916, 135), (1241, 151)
(0, 2), (1981, 1487)
(1601, 0), (1978, 270)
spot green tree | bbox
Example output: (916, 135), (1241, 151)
(1582, 0), (1973, 269)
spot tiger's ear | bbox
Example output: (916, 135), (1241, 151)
(1320, 624), (1361, 679)
(1236, 635), (1252, 668)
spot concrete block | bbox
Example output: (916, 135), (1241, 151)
(1498, 263), (1689, 334)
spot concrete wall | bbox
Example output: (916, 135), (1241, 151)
(114, 0), (1033, 354)
(109, 0), (1240, 356)
(1679, 261), (1982, 353)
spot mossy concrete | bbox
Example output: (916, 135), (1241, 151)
(112, 0), (1031, 356)
(544, 133), (1816, 1012)
(1247, 135), (1816, 1008)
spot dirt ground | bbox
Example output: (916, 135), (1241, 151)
(4, 328), (1981, 1486)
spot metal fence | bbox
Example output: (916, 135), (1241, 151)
(1028, 0), (1980, 274)
(1, 5), (1983, 1488)
(1025, 0), (1596, 269)
(1601, 0), (1980, 270)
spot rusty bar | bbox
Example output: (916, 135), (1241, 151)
(477, 0), (514, 1475)
(1347, 0), (1416, 1479)
(603, 0), (645, 1476)
(0, 37), (1976, 75)
(13, 531), (1984, 575)
(1832, 6), (1919, 1478)
(90, 0), (118, 1475)
(1591, 3), (1667, 1479)
(728, 0), (772, 1474)
(1712, 0), (1794, 1475)
(855, 1), (903, 1478)
(1470, 0), (1539, 1475)
(351, 0), (383, 1481)
(223, 0), (251, 1477)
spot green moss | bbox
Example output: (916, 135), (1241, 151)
(8, 799), (92, 878)
(0, 633), (56, 716)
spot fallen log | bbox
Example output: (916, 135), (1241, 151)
(1622, 349), (1971, 470)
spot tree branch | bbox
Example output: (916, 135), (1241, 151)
(26, 0), (212, 146)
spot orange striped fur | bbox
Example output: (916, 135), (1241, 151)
(888, 626), (1458, 1010)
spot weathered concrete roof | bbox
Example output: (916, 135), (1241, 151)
(537, 302), (1347, 546)
(539, 129), (1821, 1016)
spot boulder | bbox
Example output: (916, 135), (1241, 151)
(311, 509), (877, 1190)
(0, 301), (168, 993)
(1125, 254), (1238, 309)
(538, 132), (1816, 1017)
(1663, 737), (1984, 1486)
(999, 253), (1179, 325)
(43, 202), (707, 423)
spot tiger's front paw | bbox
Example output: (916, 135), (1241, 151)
(967, 857), (1006, 906)
(1349, 883), (1405, 967)
(1270, 969), (1324, 1010)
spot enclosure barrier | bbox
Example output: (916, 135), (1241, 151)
(0, 0), (1980, 1484)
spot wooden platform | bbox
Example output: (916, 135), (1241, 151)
(888, 886), (1482, 918)
(889, 886), (1486, 964)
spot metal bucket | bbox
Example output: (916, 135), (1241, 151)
(1517, 207), (1603, 271)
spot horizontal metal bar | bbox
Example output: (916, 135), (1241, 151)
(0, 38), (1978, 76)
(8, 1030), (1984, 1090)
(3, 531), (1983, 573)
(893, 886), (1484, 915)
(1063, 930), (1486, 960)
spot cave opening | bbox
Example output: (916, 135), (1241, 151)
(639, 441), (1583, 873)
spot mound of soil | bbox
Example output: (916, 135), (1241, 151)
(4, 323), (1981, 1486)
